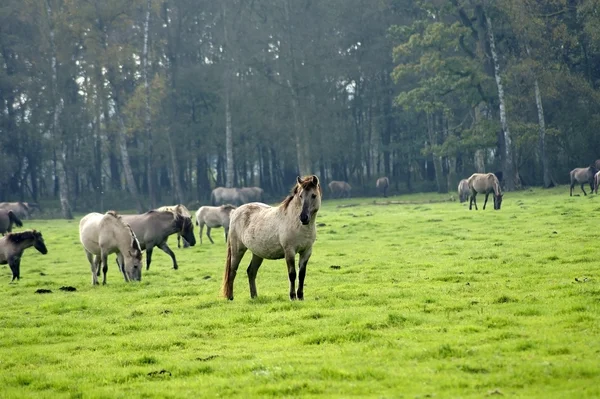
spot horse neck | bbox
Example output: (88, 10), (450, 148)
(492, 180), (501, 196)
(14, 237), (35, 253)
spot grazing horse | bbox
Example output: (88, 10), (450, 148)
(328, 180), (351, 198)
(570, 166), (596, 196)
(222, 175), (322, 301)
(240, 187), (264, 203)
(121, 210), (195, 271)
(376, 177), (389, 197)
(468, 173), (503, 210)
(211, 187), (246, 206)
(458, 179), (470, 203)
(0, 210), (23, 236)
(80, 211), (143, 285)
(195, 204), (236, 244)
(0, 202), (38, 220)
(0, 230), (48, 282)
(157, 204), (192, 248)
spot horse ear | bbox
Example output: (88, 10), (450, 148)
(297, 176), (302, 185)
(312, 175), (319, 185)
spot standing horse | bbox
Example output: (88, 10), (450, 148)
(458, 179), (470, 203)
(121, 210), (195, 271)
(222, 175), (321, 301)
(211, 187), (246, 206)
(195, 204), (236, 244)
(570, 166), (596, 196)
(157, 204), (192, 248)
(376, 177), (389, 197)
(468, 173), (503, 210)
(328, 180), (351, 198)
(80, 211), (143, 285)
(0, 202), (37, 220)
(0, 230), (48, 282)
(0, 210), (23, 236)
(240, 187), (264, 203)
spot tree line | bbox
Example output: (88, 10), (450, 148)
(1, 0), (599, 218)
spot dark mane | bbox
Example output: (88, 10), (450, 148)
(282, 176), (321, 210)
(6, 230), (40, 243)
(106, 210), (120, 218)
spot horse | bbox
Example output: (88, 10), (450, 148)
(211, 187), (246, 206)
(121, 210), (196, 271)
(0, 202), (38, 220)
(222, 175), (322, 301)
(240, 187), (264, 203)
(79, 211), (143, 285)
(328, 180), (351, 198)
(594, 171), (600, 194)
(0, 230), (48, 282)
(156, 204), (192, 248)
(195, 204), (236, 244)
(0, 210), (23, 236)
(376, 177), (389, 197)
(457, 179), (470, 203)
(468, 173), (503, 210)
(570, 166), (596, 196)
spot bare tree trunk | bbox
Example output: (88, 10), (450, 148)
(166, 128), (185, 202)
(143, 0), (156, 207)
(427, 113), (447, 193)
(533, 77), (554, 188)
(221, 2), (235, 188)
(116, 113), (145, 212)
(45, 0), (72, 219)
(486, 12), (516, 190)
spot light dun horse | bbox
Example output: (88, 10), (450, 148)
(570, 166), (596, 196)
(458, 179), (470, 203)
(376, 177), (389, 197)
(0, 230), (48, 282)
(468, 173), (503, 210)
(594, 171), (600, 194)
(211, 187), (244, 206)
(157, 204), (192, 248)
(80, 211), (143, 285)
(328, 180), (351, 198)
(222, 175), (322, 301)
(195, 204), (236, 244)
(121, 210), (196, 271)
(240, 187), (264, 203)
(0, 210), (23, 236)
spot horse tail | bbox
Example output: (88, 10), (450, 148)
(8, 211), (23, 227)
(222, 242), (233, 298)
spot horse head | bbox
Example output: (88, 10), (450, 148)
(494, 193), (503, 210)
(125, 225), (143, 281)
(32, 230), (48, 254)
(176, 214), (196, 246)
(296, 175), (322, 225)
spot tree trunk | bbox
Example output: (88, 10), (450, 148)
(45, 0), (72, 219)
(221, 2), (235, 188)
(533, 77), (554, 188)
(143, 0), (156, 207)
(486, 12), (516, 191)
(427, 113), (447, 193)
(116, 113), (145, 212)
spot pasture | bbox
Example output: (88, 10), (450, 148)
(1, 187), (599, 398)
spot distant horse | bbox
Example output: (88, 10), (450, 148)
(594, 171), (600, 194)
(211, 187), (246, 206)
(222, 175), (322, 301)
(570, 166), (596, 196)
(0, 210), (23, 236)
(157, 204), (192, 248)
(0, 230), (48, 282)
(376, 177), (389, 197)
(458, 179), (470, 203)
(80, 211), (143, 285)
(468, 173), (503, 210)
(0, 202), (38, 220)
(121, 210), (195, 271)
(240, 187), (264, 203)
(195, 204), (236, 244)
(328, 180), (351, 198)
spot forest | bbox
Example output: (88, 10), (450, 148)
(1, 0), (599, 218)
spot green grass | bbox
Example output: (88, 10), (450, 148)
(1, 186), (599, 398)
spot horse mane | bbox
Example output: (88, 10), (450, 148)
(282, 176), (321, 210)
(6, 230), (40, 243)
(220, 204), (236, 211)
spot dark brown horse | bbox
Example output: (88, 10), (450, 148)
(0, 230), (48, 282)
(570, 166), (596, 196)
(0, 210), (23, 236)
(468, 173), (503, 210)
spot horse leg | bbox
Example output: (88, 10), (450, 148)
(223, 244), (247, 300)
(246, 254), (264, 298)
(158, 242), (178, 270)
(177, 233), (181, 249)
(581, 183), (587, 196)
(117, 253), (129, 282)
(483, 193), (489, 210)
(285, 252), (298, 300)
(570, 183), (574, 196)
(86, 251), (98, 285)
(100, 252), (109, 285)
(469, 193), (477, 210)
(206, 227), (215, 244)
(199, 223), (204, 245)
(146, 246), (153, 270)
(297, 248), (313, 300)
(8, 256), (21, 282)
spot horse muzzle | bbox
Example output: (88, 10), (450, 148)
(299, 214), (310, 225)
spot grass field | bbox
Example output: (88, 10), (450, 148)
(1, 186), (599, 398)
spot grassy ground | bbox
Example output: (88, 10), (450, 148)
(1, 186), (599, 398)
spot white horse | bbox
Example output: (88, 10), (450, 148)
(195, 204), (236, 244)
(157, 204), (192, 248)
(222, 175), (322, 301)
(79, 211), (143, 285)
